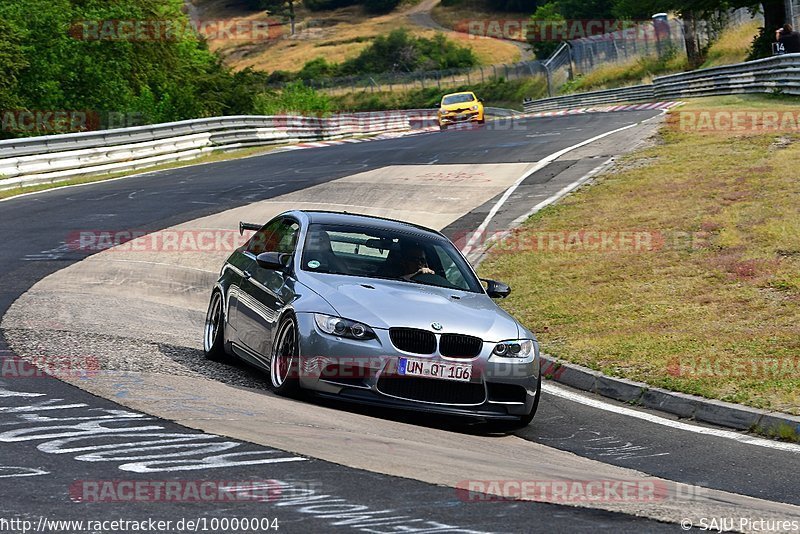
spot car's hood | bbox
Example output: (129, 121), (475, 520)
(298, 273), (520, 342)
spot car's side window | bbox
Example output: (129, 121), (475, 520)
(434, 246), (469, 290)
(245, 218), (300, 256)
(274, 220), (300, 254)
(246, 220), (282, 255)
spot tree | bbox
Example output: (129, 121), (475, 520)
(247, 0), (297, 35)
(528, 2), (565, 59)
(612, 0), (784, 64)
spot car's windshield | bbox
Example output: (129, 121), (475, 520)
(301, 223), (483, 293)
(442, 93), (476, 105)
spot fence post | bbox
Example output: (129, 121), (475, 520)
(437, 72), (441, 89)
(545, 67), (552, 97)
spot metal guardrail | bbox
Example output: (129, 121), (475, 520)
(523, 53), (800, 112)
(523, 85), (656, 112)
(0, 110), (437, 191)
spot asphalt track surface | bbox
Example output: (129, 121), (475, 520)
(0, 111), (797, 532)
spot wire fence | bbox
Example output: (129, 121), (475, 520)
(282, 8), (761, 98)
(306, 61), (547, 96)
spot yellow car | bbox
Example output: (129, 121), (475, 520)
(437, 91), (485, 130)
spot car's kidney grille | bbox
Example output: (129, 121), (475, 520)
(439, 334), (483, 358)
(378, 375), (485, 405)
(389, 328), (436, 354)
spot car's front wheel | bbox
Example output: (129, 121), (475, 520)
(203, 290), (228, 361)
(269, 315), (301, 396)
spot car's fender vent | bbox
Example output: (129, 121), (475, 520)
(439, 334), (483, 358)
(487, 382), (528, 404)
(389, 328), (436, 355)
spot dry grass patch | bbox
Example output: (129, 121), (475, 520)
(479, 95), (800, 414)
(192, 0), (520, 72)
(702, 20), (760, 68)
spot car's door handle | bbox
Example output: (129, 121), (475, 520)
(243, 270), (252, 280)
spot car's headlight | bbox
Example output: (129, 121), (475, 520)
(314, 313), (376, 340)
(470, 105), (479, 111)
(489, 339), (535, 361)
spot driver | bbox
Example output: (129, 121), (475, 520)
(399, 244), (435, 280)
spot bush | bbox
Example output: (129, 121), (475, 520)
(338, 29), (477, 75)
(254, 81), (332, 115)
(298, 57), (337, 80)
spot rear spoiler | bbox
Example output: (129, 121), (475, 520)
(239, 221), (262, 235)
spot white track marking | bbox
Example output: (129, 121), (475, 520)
(460, 117), (651, 255)
(543, 382), (800, 454)
(508, 157), (615, 229)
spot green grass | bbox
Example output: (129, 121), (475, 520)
(478, 94), (800, 415)
(560, 51), (689, 94)
(701, 20), (760, 68)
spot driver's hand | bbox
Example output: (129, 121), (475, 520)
(419, 267), (434, 275)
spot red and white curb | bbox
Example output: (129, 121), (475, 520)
(283, 129), (433, 151)
(524, 101), (683, 118)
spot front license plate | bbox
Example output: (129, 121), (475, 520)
(397, 358), (472, 382)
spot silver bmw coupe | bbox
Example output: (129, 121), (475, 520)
(203, 210), (541, 426)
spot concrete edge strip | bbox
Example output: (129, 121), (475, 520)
(540, 355), (800, 436)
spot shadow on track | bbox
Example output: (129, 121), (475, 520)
(161, 343), (524, 437)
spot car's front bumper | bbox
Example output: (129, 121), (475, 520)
(438, 111), (483, 125)
(295, 313), (539, 419)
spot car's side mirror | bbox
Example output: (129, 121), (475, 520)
(256, 252), (290, 273)
(482, 278), (511, 298)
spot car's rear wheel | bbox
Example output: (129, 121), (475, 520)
(269, 315), (301, 396)
(203, 290), (228, 361)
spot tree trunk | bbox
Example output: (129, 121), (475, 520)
(763, 0), (786, 30)
(682, 10), (702, 68)
(288, 0), (296, 36)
